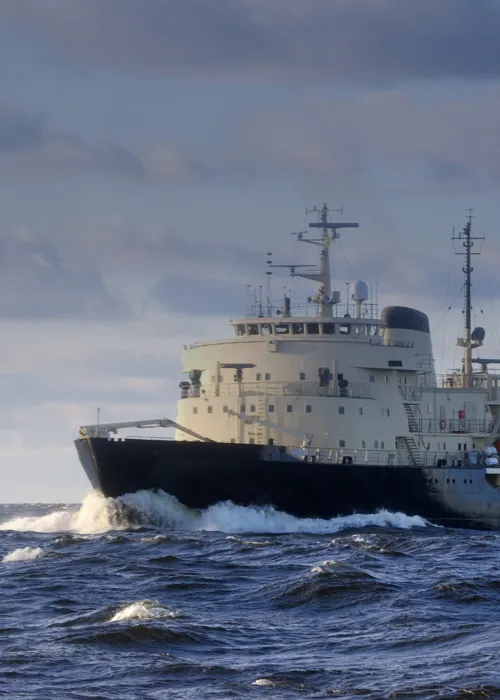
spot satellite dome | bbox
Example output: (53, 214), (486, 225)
(472, 326), (485, 342)
(352, 281), (368, 303)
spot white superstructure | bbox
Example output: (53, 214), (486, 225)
(175, 205), (500, 467)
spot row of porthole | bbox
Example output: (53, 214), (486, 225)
(428, 478), (473, 485)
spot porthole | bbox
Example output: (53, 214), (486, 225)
(452, 479), (455, 484)
(435, 479), (438, 484)
(464, 479), (467, 484)
(446, 479), (450, 484)
(469, 479), (473, 484)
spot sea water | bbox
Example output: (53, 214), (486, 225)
(1, 491), (499, 699)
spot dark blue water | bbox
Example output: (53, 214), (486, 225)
(1, 491), (499, 699)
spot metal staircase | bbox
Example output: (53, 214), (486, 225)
(255, 396), (267, 444)
(401, 435), (425, 467)
(403, 403), (419, 432)
(402, 402), (425, 466)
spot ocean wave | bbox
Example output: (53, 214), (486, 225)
(0, 489), (432, 535)
(0, 492), (128, 535)
(66, 625), (200, 646)
(2, 547), (44, 563)
(271, 561), (394, 608)
(109, 600), (179, 622)
(114, 490), (431, 534)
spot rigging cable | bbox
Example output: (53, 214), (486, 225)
(471, 285), (500, 357)
(482, 245), (500, 353)
(437, 245), (453, 374)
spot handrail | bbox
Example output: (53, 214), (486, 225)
(410, 418), (493, 435)
(184, 381), (372, 400)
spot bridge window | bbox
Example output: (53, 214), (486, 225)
(388, 360), (402, 367)
(339, 439), (346, 448)
(299, 372), (306, 380)
(323, 323), (335, 335)
(293, 323), (304, 334)
(287, 405), (293, 413)
(248, 324), (259, 335)
(269, 404), (275, 412)
(368, 325), (378, 336)
(339, 324), (351, 335)
(307, 323), (320, 335)
(261, 324), (273, 335)
(236, 325), (246, 336)
(339, 406), (345, 414)
(275, 324), (290, 335)
(305, 405), (312, 413)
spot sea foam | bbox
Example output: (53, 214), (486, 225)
(2, 546), (44, 563)
(0, 489), (430, 535)
(109, 600), (178, 623)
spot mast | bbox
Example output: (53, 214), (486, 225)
(452, 210), (484, 387)
(269, 204), (358, 318)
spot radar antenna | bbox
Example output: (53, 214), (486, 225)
(298, 204), (358, 318)
(452, 209), (485, 387)
(269, 204), (359, 318)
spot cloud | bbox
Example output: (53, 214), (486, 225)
(0, 104), (205, 181)
(0, 104), (144, 178)
(0, 229), (129, 319)
(228, 88), (500, 190)
(151, 275), (248, 317)
(1, 0), (500, 84)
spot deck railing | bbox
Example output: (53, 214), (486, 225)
(186, 381), (372, 401)
(293, 447), (486, 468)
(410, 419), (493, 435)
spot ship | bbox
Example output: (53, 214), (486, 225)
(75, 205), (500, 530)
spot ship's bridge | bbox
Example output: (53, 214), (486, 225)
(232, 316), (385, 340)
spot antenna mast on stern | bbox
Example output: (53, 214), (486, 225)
(452, 209), (485, 387)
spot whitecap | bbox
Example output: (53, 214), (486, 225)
(0, 492), (133, 535)
(2, 546), (44, 563)
(109, 599), (178, 623)
(0, 489), (431, 536)
(252, 679), (274, 686)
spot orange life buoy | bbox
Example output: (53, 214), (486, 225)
(439, 420), (447, 430)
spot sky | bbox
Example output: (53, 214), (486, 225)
(2, 0), (500, 502)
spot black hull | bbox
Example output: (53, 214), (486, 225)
(75, 437), (500, 530)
